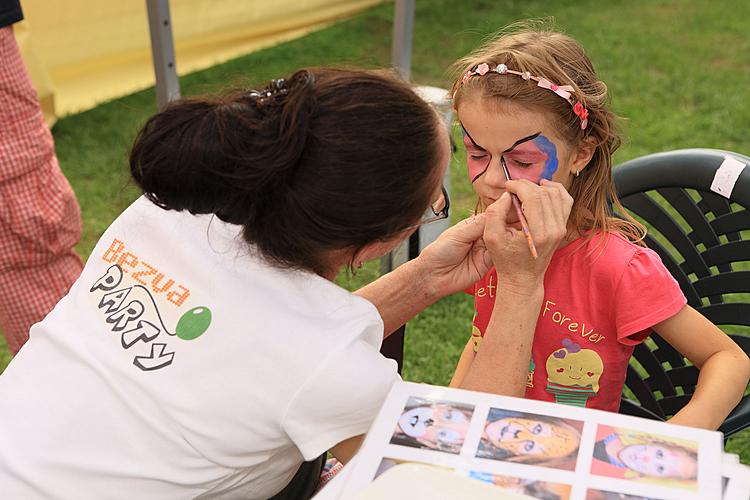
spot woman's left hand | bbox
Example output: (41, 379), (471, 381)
(416, 212), (493, 298)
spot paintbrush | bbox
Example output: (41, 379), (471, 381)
(501, 157), (538, 259)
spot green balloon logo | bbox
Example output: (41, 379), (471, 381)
(175, 306), (212, 340)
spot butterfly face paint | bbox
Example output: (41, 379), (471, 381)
(461, 123), (560, 184)
(462, 125), (492, 183)
(503, 134), (559, 182)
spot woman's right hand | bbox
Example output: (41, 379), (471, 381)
(483, 179), (573, 292)
(457, 179), (573, 396)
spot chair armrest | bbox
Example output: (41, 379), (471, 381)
(719, 394), (750, 439)
(618, 398), (665, 422)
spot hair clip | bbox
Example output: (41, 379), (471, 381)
(248, 78), (288, 103)
(573, 102), (589, 130)
(454, 62), (589, 130)
(269, 79), (288, 96)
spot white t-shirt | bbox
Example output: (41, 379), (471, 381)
(0, 196), (399, 499)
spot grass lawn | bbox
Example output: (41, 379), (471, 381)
(2, 0), (749, 461)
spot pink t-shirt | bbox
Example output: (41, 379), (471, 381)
(469, 232), (686, 412)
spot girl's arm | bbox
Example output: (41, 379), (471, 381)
(450, 339), (475, 387)
(654, 305), (750, 430)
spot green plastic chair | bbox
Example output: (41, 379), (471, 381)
(613, 149), (750, 438)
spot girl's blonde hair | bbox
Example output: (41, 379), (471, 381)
(450, 21), (645, 245)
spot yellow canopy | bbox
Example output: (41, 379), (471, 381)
(15, 0), (383, 124)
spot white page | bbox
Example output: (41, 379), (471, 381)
(722, 462), (750, 500)
(340, 381), (724, 500)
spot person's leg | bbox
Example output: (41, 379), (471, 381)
(0, 249), (82, 354)
(0, 26), (83, 354)
(268, 455), (326, 500)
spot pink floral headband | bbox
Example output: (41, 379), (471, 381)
(455, 62), (589, 130)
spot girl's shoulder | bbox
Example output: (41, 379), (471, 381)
(554, 231), (641, 261)
(556, 231), (669, 277)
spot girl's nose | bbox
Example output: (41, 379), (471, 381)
(482, 156), (507, 188)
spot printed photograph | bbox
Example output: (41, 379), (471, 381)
(469, 470), (572, 499)
(476, 408), (583, 470)
(590, 425), (698, 490)
(390, 396), (475, 454)
(585, 489), (663, 500)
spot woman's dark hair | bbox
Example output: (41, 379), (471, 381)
(130, 68), (443, 275)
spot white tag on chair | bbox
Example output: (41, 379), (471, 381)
(710, 157), (746, 198)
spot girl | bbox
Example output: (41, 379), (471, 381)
(591, 425), (698, 484)
(0, 66), (572, 499)
(449, 25), (750, 430)
(390, 397), (474, 454)
(478, 408), (582, 470)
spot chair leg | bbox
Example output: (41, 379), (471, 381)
(380, 325), (405, 374)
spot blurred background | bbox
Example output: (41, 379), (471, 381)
(4, 0), (749, 460)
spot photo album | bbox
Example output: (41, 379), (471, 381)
(336, 381), (746, 500)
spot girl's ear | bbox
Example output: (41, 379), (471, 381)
(570, 137), (597, 175)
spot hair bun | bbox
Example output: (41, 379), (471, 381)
(129, 71), (319, 224)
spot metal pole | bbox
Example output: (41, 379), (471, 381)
(380, 0), (417, 371)
(390, 0), (415, 80)
(146, 0), (180, 109)
(381, 0), (417, 276)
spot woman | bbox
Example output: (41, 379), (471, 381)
(0, 67), (572, 499)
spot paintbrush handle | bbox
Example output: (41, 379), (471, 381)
(510, 192), (539, 259)
(501, 158), (539, 259)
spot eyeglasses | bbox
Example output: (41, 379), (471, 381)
(419, 185), (450, 226)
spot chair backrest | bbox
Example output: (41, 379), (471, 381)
(613, 149), (750, 437)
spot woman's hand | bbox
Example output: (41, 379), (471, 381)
(417, 179), (573, 299)
(458, 180), (572, 396)
(483, 179), (573, 292)
(358, 179), (572, 338)
(416, 213), (493, 298)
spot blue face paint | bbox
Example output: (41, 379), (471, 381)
(533, 135), (559, 181)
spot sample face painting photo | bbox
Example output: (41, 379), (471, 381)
(476, 408), (583, 470)
(586, 490), (662, 500)
(469, 471), (572, 500)
(591, 425), (699, 490)
(390, 397), (475, 454)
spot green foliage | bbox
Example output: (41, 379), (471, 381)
(2, 0), (749, 463)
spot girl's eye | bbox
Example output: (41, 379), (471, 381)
(523, 440), (535, 452)
(469, 154), (488, 161)
(532, 424), (543, 434)
(509, 159), (533, 168)
(656, 465), (664, 474)
(656, 449), (663, 459)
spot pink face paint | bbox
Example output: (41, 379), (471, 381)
(461, 126), (491, 182)
(460, 123), (560, 184)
